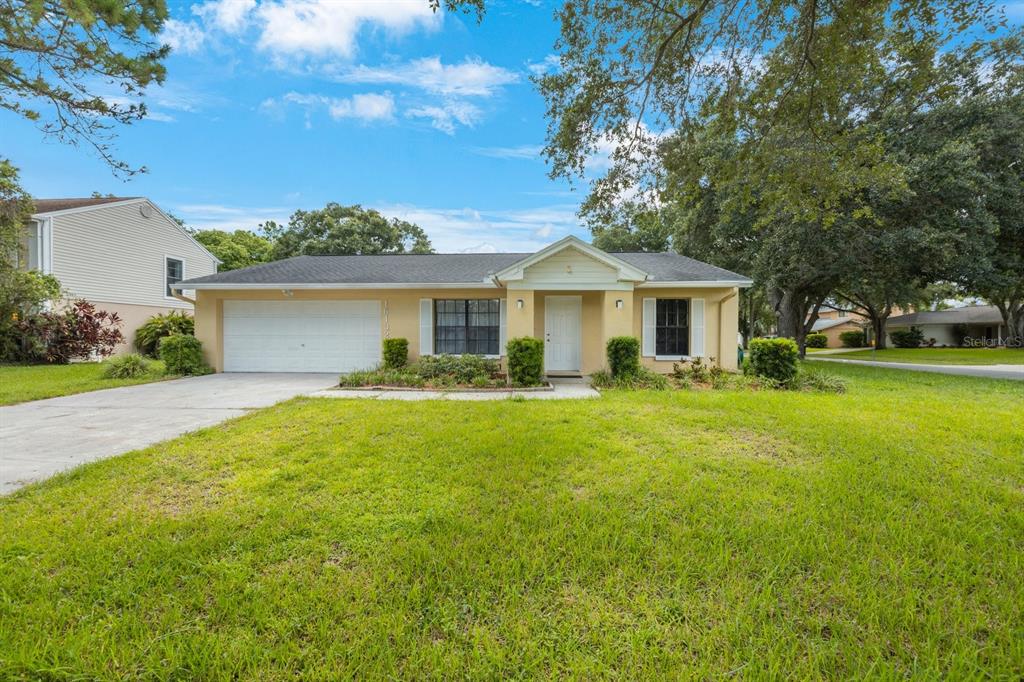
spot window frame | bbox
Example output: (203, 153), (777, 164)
(654, 298), (690, 359)
(433, 298), (502, 357)
(165, 256), (184, 299)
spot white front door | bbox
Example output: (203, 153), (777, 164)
(544, 296), (582, 372)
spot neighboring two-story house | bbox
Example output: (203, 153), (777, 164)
(23, 197), (219, 352)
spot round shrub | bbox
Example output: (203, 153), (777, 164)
(839, 330), (866, 348)
(103, 353), (152, 379)
(135, 312), (194, 357)
(158, 334), (210, 376)
(506, 337), (544, 386)
(747, 337), (799, 383)
(606, 336), (640, 378)
(805, 333), (828, 348)
(890, 326), (924, 348)
(382, 338), (408, 369)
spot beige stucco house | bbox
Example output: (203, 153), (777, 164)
(23, 197), (219, 351)
(172, 236), (751, 375)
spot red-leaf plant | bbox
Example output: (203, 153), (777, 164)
(18, 299), (124, 364)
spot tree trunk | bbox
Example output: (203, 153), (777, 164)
(871, 313), (889, 350)
(1004, 299), (1024, 347)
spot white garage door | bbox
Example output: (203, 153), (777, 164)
(223, 300), (381, 373)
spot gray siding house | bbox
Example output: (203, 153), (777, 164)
(23, 197), (219, 352)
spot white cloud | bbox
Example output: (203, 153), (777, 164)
(471, 144), (543, 160)
(145, 111), (177, 122)
(335, 56), (519, 97)
(173, 203), (291, 231)
(193, 0), (256, 33)
(526, 53), (560, 76)
(161, 18), (206, 54)
(406, 101), (481, 134)
(262, 91), (396, 124)
(254, 0), (440, 59)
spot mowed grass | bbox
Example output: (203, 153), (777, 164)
(0, 361), (168, 405)
(837, 347), (1024, 365)
(1, 366), (1022, 678)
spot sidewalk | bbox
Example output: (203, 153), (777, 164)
(806, 356), (1024, 381)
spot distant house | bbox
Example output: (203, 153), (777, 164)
(811, 306), (867, 347)
(885, 305), (1009, 347)
(22, 197), (219, 352)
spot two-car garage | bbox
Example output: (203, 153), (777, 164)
(222, 300), (381, 373)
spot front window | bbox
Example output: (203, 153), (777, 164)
(656, 299), (689, 356)
(434, 299), (500, 355)
(166, 257), (183, 296)
(838, 310), (847, 318)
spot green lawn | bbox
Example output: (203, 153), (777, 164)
(0, 361), (168, 405)
(836, 347), (1024, 365)
(1, 365), (1022, 678)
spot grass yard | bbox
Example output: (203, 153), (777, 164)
(835, 347), (1024, 365)
(1, 365), (1022, 678)
(0, 361), (168, 406)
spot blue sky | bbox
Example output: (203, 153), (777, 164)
(5, 0), (594, 253)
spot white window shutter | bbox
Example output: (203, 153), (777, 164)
(419, 299), (433, 356)
(499, 298), (508, 355)
(642, 298), (656, 357)
(691, 298), (705, 357)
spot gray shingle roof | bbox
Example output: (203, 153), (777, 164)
(177, 251), (752, 287)
(887, 305), (1004, 326)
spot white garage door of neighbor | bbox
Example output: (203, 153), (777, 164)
(223, 300), (381, 373)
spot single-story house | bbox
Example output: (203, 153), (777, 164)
(811, 316), (866, 348)
(885, 305), (1009, 347)
(22, 197), (219, 351)
(172, 236), (752, 375)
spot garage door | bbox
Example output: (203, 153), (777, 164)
(223, 300), (381, 372)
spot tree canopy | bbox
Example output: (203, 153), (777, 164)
(266, 204), (434, 260)
(193, 229), (274, 272)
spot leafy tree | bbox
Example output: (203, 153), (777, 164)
(591, 205), (671, 252)
(270, 204), (434, 259)
(193, 229), (274, 272)
(1, 0), (170, 175)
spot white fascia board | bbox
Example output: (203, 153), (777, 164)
(638, 280), (753, 288)
(171, 281), (503, 291)
(505, 281), (634, 291)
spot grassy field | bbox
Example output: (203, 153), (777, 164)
(836, 347), (1024, 365)
(1, 365), (1022, 678)
(0, 361), (168, 405)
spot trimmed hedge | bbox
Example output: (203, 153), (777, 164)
(506, 337), (544, 386)
(606, 336), (640, 378)
(158, 334), (210, 376)
(839, 330), (866, 348)
(890, 326), (924, 348)
(747, 337), (799, 383)
(806, 333), (828, 348)
(382, 338), (408, 369)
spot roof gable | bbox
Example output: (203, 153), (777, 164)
(490, 236), (648, 284)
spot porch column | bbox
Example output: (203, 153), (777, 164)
(507, 289), (536, 341)
(601, 290), (633, 343)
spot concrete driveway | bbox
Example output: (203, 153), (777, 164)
(0, 373), (338, 495)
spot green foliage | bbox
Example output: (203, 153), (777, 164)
(671, 356), (723, 386)
(590, 367), (669, 390)
(16, 300), (124, 364)
(805, 333), (828, 349)
(839, 330), (866, 348)
(606, 336), (640, 378)
(339, 354), (504, 389)
(193, 230), (274, 271)
(788, 367), (848, 394)
(0, 1), (170, 175)
(339, 368), (426, 389)
(270, 204), (433, 259)
(158, 335), (210, 376)
(135, 312), (194, 357)
(102, 353), (152, 379)
(382, 338), (409, 369)
(890, 327), (925, 349)
(414, 354), (499, 384)
(506, 337), (544, 387)
(747, 338), (799, 383)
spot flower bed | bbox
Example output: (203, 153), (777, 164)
(338, 354), (548, 390)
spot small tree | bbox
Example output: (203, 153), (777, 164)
(606, 337), (641, 378)
(18, 299), (124, 364)
(506, 337), (544, 386)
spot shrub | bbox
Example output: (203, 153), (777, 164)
(506, 337), (544, 386)
(158, 334), (210, 375)
(414, 354), (499, 384)
(747, 337), (799, 383)
(135, 312), (194, 357)
(103, 353), (152, 379)
(805, 333), (828, 348)
(890, 326), (924, 348)
(788, 366), (848, 394)
(339, 368), (425, 388)
(382, 338), (409, 369)
(606, 336), (640, 378)
(16, 299), (123, 364)
(839, 330), (865, 348)
(591, 366), (669, 390)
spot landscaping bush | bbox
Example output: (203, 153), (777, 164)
(890, 326), (925, 348)
(806, 333), (828, 348)
(339, 354), (504, 389)
(788, 366), (848, 394)
(413, 354), (500, 384)
(506, 337), (544, 386)
(747, 337), (799, 383)
(591, 366), (669, 390)
(15, 299), (123, 364)
(382, 338), (409, 369)
(339, 368), (425, 388)
(135, 311), (194, 357)
(606, 336), (640, 378)
(103, 353), (152, 379)
(839, 330), (866, 348)
(158, 334), (210, 375)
